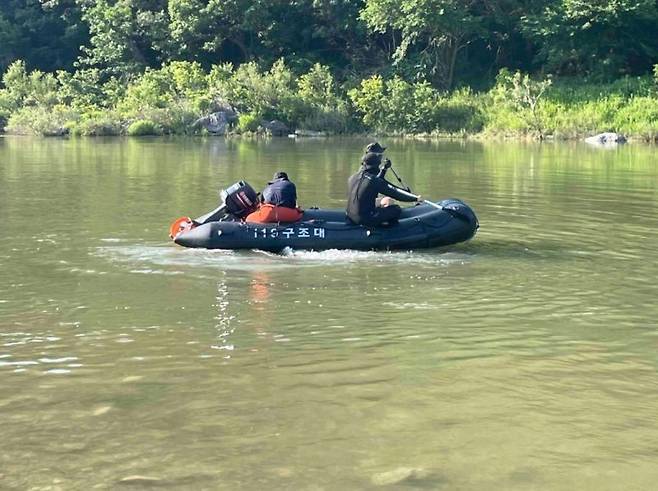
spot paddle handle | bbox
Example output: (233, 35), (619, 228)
(422, 199), (443, 210)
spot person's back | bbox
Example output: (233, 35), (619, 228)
(262, 172), (297, 209)
(246, 171), (302, 223)
(346, 151), (418, 227)
(346, 163), (380, 223)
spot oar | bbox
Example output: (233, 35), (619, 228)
(387, 162), (443, 210)
(422, 199), (443, 210)
(388, 163), (412, 192)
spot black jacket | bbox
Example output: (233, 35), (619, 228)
(346, 166), (417, 224)
(262, 178), (297, 208)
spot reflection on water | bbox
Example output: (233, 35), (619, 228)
(212, 274), (235, 352)
(1, 137), (658, 490)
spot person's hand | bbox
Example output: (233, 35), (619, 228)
(383, 158), (392, 169)
(416, 195), (422, 202)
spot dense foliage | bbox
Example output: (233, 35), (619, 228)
(1, 0), (657, 138)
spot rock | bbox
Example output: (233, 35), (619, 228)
(43, 127), (69, 137)
(585, 132), (627, 145)
(193, 110), (237, 135)
(261, 120), (289, 136)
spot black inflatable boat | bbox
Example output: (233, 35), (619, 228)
(170, 181), (478, 252)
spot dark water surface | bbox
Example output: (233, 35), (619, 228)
(1, 137), (658, 490)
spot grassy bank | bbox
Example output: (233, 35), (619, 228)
(1, 61), (657, 141)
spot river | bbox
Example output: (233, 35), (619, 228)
(1, 136), (658, 490)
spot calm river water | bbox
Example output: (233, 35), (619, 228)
(1, 137), (658, 490)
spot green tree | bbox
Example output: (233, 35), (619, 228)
(521, 0), (658, 78)
(0, 60), (59, 109)
(166, 0), (377, 73)
(360, 0), (485, 89)
(0, 0), (87, 73)
(77, 0), (170, 76)
(490, 69), (552, 137)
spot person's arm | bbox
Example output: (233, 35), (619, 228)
(376, 158), (391, 179)
(374, 176), (419, 202)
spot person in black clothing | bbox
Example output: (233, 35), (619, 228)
(346, 151), (420, 227)
(262, 171), (297, 208)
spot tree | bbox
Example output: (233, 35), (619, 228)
(167, 0), (373, 72)
(0, 0), (87, 73)
(521, 0), (658, 78)
(360, 0), (485, 89)
(77, 0), (169, 76)
(491, 69), (552, 137)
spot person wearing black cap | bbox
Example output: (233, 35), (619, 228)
(346, 150), (420, 227)
(365, 142), (386, 154)
(246, 171), (303, 223)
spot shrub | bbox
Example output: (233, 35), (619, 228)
(299, 106), (354, 134)
(349, 76), (483, 134)
(56, 68), (107, 109)
(6, 105), (77, 136)
(613, 96), (658, 141)
(236, 112), (261, 133)
(298, 64), (339, 109)
(127, 119), (159, 136)
(209, 60), (305, 125)
(348, 75), (388, 131)
(1, 60), (59, 109)
(117, 61), (209, 128)
(432, 94), (484, 134)
(489, 70), (553, 137)
(0, 90), (11, 130)
(143, 105), (198, 134)
(69, 109), (123, 136)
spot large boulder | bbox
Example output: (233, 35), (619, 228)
(261, 119), (289, 136)
(585, 132), (627, 145)
(193, 110), (237, 135)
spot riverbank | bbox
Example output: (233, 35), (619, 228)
(2, 61), (657, 141)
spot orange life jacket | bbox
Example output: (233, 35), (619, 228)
(245, 203), (303, 224)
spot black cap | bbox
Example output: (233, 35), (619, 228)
(365, 142), (386, 154)
(362, 152), (382, 168)
(271, 171), (288, 181)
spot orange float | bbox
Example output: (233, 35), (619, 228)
(169, 216), (195, 239)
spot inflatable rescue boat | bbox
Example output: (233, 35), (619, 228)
(170, 181), (478, 252)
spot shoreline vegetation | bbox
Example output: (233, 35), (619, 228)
(1, 2), (658, 141)
(1, 60), (657, 142)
